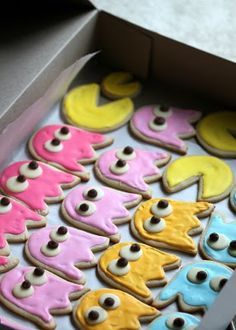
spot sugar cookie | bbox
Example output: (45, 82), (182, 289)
(0, 256), (18, 274)
(230, 186), (236, 212)
(147, 312), (200, 330)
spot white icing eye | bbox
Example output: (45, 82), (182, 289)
(207, 233), (229, 250)
(228, 241), (236, 257)
(41, 240), (61, 257)
(187, 267), (208, 284)
(13, 280), (34, 299)
(153, 105), (172, 118)
(19, 161), (43, 179)
(76, 201), (96, 216)
(119, 243), (143, 261)
(99, 293), (120, 310)
(25, 268), (47, 286)
(50, 226), (69, 242)
(116, 146), (136, 161)
(108, 258), (130, 276)
(6, 175), (29, 193)
(149, 116), (167, 131)
(0, 197), (12, 213)
(44, 138), (63, 152)
(166, 315), (186, 329)
(210, 276), (228, 292)
(85, 306), (107, 325)
(83, 187), (104, 201)
(143, 216), (166, 233)
(54, 126), (71, 140)
(151, 200), (173, 217)
(110, 159), (130, 175)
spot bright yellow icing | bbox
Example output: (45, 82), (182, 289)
(102, 72), (141, 98)
(63, 84), (134, 131)
(165, 155), (233, 199)
(134, 198), (212, 254)
(99, 242), (180, 298)
(197, 111), (236, 152)
(75, 288), (159, 330)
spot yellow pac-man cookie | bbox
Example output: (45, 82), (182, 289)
(196, 111), (236, 157)
(73, 288), (159, 330)
(63, 83), (134, 132)
(101, 72), (142, 99)
(97, 242), (181, 303)
(163, 155), (234, 202)
(131, 198), (214, 255)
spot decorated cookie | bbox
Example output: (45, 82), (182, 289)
(25, 225), (109, 283)
(196, 111), (236, 157)
(61, 185), (142, 242)
(0, 317), (31, 330)
(0, 256), (18, 274)
(163, 155), (234, 202)
(230, 186), (236, 212)
(147, 312), (200, 330)
(101, 72), (142, 99)
(0, 195), (46, 256)
(131, 198), (213, 255)
(29, 124), (113, 179)
(130, 105), (201, 154)
(62, 83), (134, 132)
(0, 266), (87, 330)
(73, 288), (159, 330)
(0, 160), (79, 215)
(95, 147), (170, 198)
(97, 242), (181, 303)
(153, 261), (232, 312)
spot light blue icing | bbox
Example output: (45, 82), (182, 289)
(147, 312), (200, 330)
(158, 261), (232, 309)
(202, 213), (236, 264)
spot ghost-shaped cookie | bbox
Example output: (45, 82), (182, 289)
(0, 266), (87, 330)
(153, 261), (232, 312)
(25, 225), (109, 283)
(61, 185), (142, 242)
(131, 198), (214, 255)
(95, 146), (170, 198)
(0, 160), (79, 215)
(130, 105), (201, 153)
(0, 317), (31, 330)
(98, 242), (181, 303)
(29, 124), (113, 179)
(0, 255), (18, 274)
(147, 312), (200, 330)
(73, 288), (159, 330)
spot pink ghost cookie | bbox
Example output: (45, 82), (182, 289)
(94, 146), (170, 198)
(0, 195), (46, 256)
(0, 317), (31, 330)
(0, 160), (79, 215)
(25, 225), (109, 283)
(0, 256), (18, 274)
(61, 185), (142, 242)
(130, 105), (201, 153)
(28, 124), (113, 179)
(0, 266), (87, 330)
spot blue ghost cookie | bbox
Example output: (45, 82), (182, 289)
(147, 312), (200, 330)
(230, 186), (236, 212)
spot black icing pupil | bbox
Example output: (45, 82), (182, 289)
(21, 280), (31, 289)
(150, 216), (161, 224)
(116, 159), (126, 167)
(117, 257), (128, 268)
(173, 317), (185, 327)
(157, 200), (169, 209)
(229, 240), (236, 250)
(17, 175), (26, 183)
(88, 310), (99, 321)
(79, 203), (89, 212)
(47, 240), (58, 249)
(159, 105), (169, 112)
(0, 197), (10, 206)
(60, 126), (69, 135)
(57, 226), (68, 235)
(130, 243), (140, 252)
(123, 146), (133, 155)
(208, 233), (219, 242)
(87, 189), (98, 198)
(33, 267), (44, 277)
(219, 278), (228, 289)
(28, 161), (38, 170)
(51, 138), (60, 146)
(154, 116), (165, 125)
(104, 297), (115, 307)
(196, 270), (207, 281)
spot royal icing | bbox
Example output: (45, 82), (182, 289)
(0, 317), (31, 330)
(0, 255), (8, 266)
(230, 186), (236, 212)
(148, 312), (199, 330)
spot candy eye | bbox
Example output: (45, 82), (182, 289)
(119, 243), (143, 261)
(151, 200), (173, 217)
(143, 216), (166, 233)
(207, 233), (229, 250)
(110, 159), (130, 175)
(166, 315), (186, 329)
(19, 161), (43, 179)
(228, 240), (236, 257)
(6, 175), (29, 193)
(0, 197), (12, 213)
(153, 105), (172, 118)
(108, 257), (130, 276)
(41, 240), (61, 257)
(85, 306), (107, 325)
(25, 267), (47, 286)
(44, 138), (63, 152)
(99, 293), (120, 310)
(13, 280), (34, 299)
(54, 126), (71, 140)
(210, 276), (228, 292)
(76, 201), (96, 216)
(187, 267), (208, 284)
(50, 226), (69, 242)
(83, 187), (104, 201)
(116, 146), (136, 161)
(149, 116), (167, 132)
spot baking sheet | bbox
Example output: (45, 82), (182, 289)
(0, 58), (235, 330)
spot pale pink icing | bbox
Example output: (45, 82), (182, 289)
(131, 106), (201, 151)
(32, 124), (106, 172)
(0, 255), (8, 265)
(0, 317), (31, 330)
(63, 186), (140, 235)
(0, 194), (42, 250)
(97, 149), (168, 192)
(0, 161), (77, 212)
(27, 226), (108, 280)
(0, 267), (83, 323)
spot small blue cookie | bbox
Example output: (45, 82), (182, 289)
(147, 312), (200, 330)
(230, 186), (236, 212)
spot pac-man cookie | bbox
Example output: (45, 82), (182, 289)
(153, 261), (232, 313)
(61, 185), (141, 242)
(230, 186), (236, 212)
(163, 155), (234, 202)
(131, 198), (214, 255)
(101, 72), (142, 99)
(25, 225), (109, 283)
(28, 124), (113, 179)
(130, 105), (201, 153)
(0, 266), (88, 330)
(196, 111), (236, 157)
(147, 312), (200, 330)
(97, 242), (181, 303)
(95, 146), (170, 198)
(0, 256), (18, 274)
(0, 317), (31, 330)
(73, 288), (159, 330)
(0, 160), (79, 215)
(62, 83), (134, 132)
